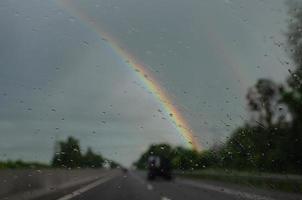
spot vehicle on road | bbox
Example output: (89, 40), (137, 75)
(147, 155), (172, 180)
(121, 167), (128, 174)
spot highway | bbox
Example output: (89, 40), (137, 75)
(32, 170), (302, 200)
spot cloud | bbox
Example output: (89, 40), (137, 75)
(0, 0), (289, 166)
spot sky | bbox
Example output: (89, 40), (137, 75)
(0, 0), (292, 166)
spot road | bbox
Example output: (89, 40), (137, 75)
(35, 170), (302, 200)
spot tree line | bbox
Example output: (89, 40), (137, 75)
(52, 136), (119, 169)
(0, 160), (49, 169)
(134, 2), (302, 174)
(0, 136), (119, 169)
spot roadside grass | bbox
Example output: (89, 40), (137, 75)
(176, 169), (302, 193)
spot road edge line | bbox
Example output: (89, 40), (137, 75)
(178, 179), (276, 200)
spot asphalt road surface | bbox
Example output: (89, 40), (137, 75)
(36, 170), (302, 200)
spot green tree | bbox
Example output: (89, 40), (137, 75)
(52, 137), (108, 169)
(83, 148), (104, 168)
(172, 147), (200, 170)
(279, 1), (302, 172)
(246, 79), (282, 128)
(52, 137), (83, 168)
(109, 160), (119, 169)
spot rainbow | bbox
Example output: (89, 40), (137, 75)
(56, 0), (202, 151)
(204, 24), (250, 95)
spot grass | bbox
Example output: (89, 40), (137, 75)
(176, 169), (302, 193)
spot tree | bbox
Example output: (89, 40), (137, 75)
(52, 137), (83, 168)
(109, 160), (119, 169)
(279, 1), (302, 171)
(246, 79), (281, 128)
(83, 148), (104, 168)
(172, 147), (200, 170)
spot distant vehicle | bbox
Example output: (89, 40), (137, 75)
(121, 167), (128, 173)
(147, 155), (172, 180)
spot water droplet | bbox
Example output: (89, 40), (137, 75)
(82, 41), (89, 46)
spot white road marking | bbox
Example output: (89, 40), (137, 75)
(56, 176), (114, 200)
(147, 184), (153, 190)
(130, 172), (154, 191)
(161, 197), (171, 200)
(178, 179), (275, 200)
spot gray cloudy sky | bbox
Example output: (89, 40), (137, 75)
(0, 0), (291, 166)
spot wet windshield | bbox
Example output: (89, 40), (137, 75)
(0, 0), (302, 199)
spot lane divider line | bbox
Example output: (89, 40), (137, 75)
(147, 184), (153, 191)
(129, 171), (156, 192)
(56, 175), (115, 200)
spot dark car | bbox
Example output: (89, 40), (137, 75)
(147, 155), (172, 180)
(121, 167), (128, 174)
